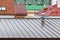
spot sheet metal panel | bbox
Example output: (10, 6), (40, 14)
(0, 19), (60, 38)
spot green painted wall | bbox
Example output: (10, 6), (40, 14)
(26, 5), (44, 10)
(14, 0), (51, 5)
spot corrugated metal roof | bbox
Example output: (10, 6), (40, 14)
(0, 19), (60, 38)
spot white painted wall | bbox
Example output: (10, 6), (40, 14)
(52, 0), (56, 6)
(57, 0), (60, 8)
(0, 15), (15, 18)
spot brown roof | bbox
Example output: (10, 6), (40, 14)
(0, 0), (15, 15)
(15, 4), (27, 16)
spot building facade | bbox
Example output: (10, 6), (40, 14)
(0, 0), (15, 15)
(15, 0), (52, 10)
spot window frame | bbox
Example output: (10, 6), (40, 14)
(0, 7), (2, 11)
(0, 7), (6, 11)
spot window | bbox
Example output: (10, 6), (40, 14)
(28, 2), (31, 5)
(15, 0), (16, 1)
(37, 2), (41, 5)
(24, 0), (26, 5)
(24, 0), (26, 1)
(0, 7), (1, 10)
(35, 0), (37, 1)
(25, 2), (28, 5)
(0, 7), (6, 11)
(49, 0), (51, 5)
(41, 0), (44, 4)
(16, 2), (20, 4)
(2, 7), (6, 10)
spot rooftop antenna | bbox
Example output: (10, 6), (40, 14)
(41, 13), (46, 26)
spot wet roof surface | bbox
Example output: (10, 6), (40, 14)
(0, 19), (60, 38)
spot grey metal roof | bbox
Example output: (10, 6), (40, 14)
(0, 19), (60, 38)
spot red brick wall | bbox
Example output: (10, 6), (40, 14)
(0, 0), (15, 15)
